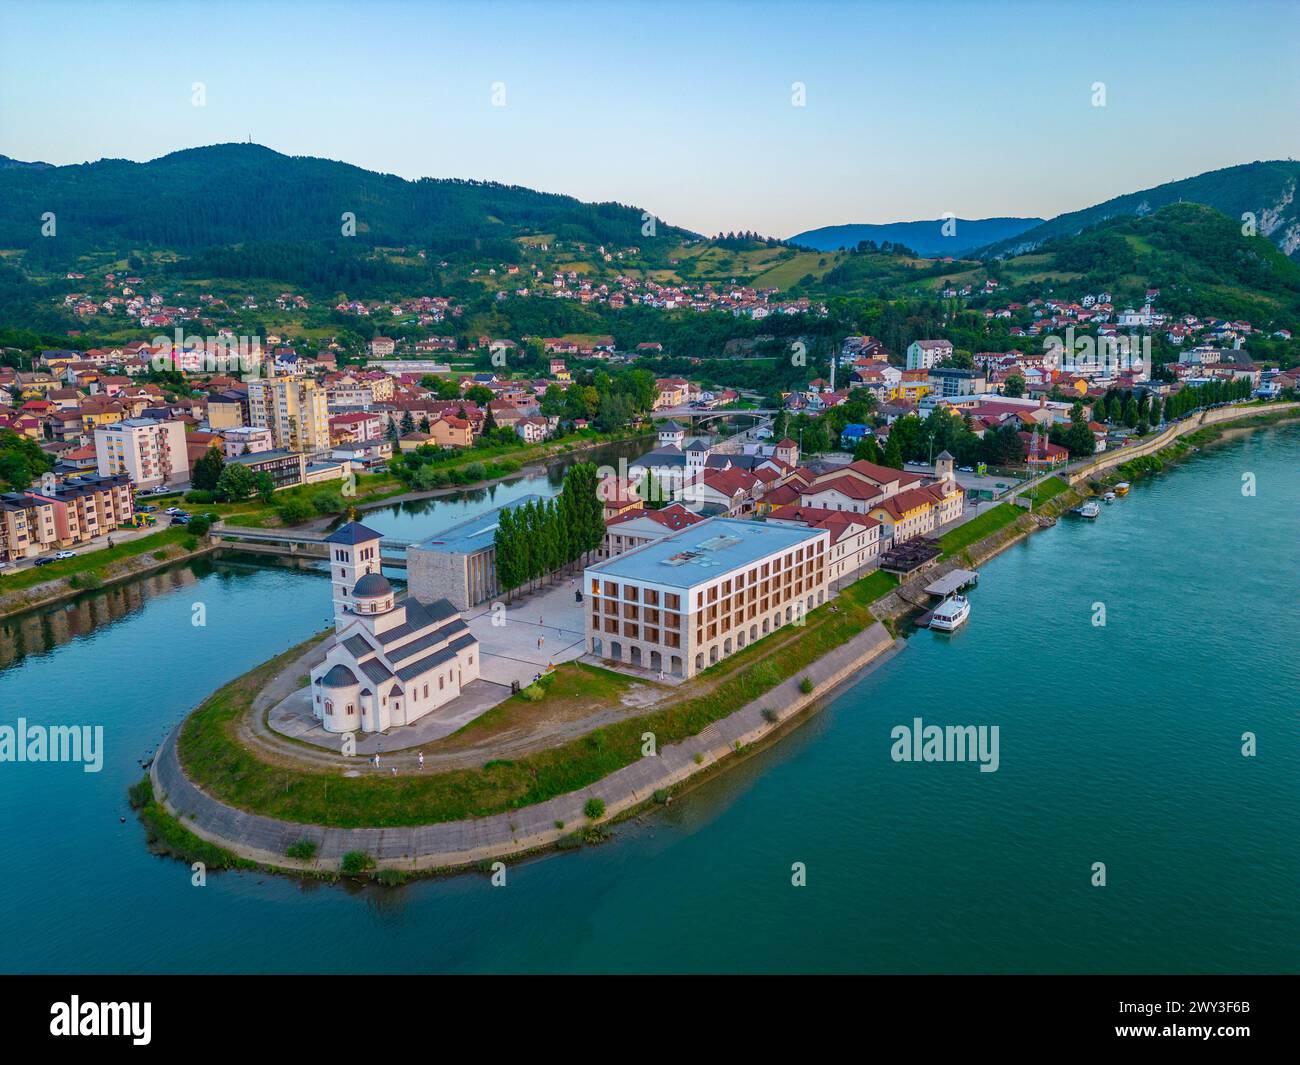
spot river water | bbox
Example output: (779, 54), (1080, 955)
(1, 424), (1296, 973)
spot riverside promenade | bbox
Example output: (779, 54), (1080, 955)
(152, 621), (900, 873)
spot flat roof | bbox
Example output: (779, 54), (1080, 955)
(925, 569), (977, 596)
(587, 517), (825, 589)
(412, 493), (549, 556)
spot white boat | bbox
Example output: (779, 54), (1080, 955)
(1103, 492), (1117, 503)
(1077, 501), (1101, 519)
(930, 595), (970, 632)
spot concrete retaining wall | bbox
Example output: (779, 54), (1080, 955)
(152, 621), (900, 873)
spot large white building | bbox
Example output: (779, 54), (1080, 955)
(93, 418), (189, 488)
(584, 516), (829, 679)
(309, 521), (480, 734)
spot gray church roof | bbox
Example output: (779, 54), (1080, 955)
(320, 663), (358, 688)
(325, 521), (383, 545)
(352, 572), (392, 598)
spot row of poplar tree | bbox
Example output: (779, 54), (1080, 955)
(493, 462), (607, 600)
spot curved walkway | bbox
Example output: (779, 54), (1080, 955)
(151, 622), (900, 872)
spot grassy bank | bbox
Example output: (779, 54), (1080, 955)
(0, 526), (195, 593)
(937, 503), (1021, 559)
(176, 566), (898, 829)
(130, 775), (255, 871)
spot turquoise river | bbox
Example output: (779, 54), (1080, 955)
(1, 422), (1297, 973)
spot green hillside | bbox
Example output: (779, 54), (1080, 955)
(993, 203), (1300, 325)
(0, 143), (696, 257)
(979, 160), (1300, 261)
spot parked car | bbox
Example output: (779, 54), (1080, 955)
(165, 506), (183, 515)
(54, 550), (76, 560)
(171, 514), (191, 525)
(33, 556), (56, 566)
(135, 503), (159, 513)
(958, 465), (974, 473)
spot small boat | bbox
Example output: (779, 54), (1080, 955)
(1103, 492), (1117, 503)
(1076, 501), (1101, 519)
(930, 595), (970, 633)
(1114, 482), (1131, 496)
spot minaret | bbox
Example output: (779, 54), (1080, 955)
(323, 519), (385, 628)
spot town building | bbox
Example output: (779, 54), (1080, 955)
(407, 494), (549, 610)
(310, 521), (480, 734)
(248, 374), (330, 452)
(221, 425), (275, 458)
(0, 475), (134, 561)
(584, 516), (829, 678)
(906, 339), (953, 370)
(93, 418), (189, 488)
(927, 367), (988, 398)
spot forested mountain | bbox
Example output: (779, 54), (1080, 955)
(978, 160), (1300, 260)
(0, 143), (694, 255)
(994, 203), (1300, 324)
(789, 217), (1041, 256)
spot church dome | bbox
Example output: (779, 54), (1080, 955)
(320, 664), (359, 688)
(352, 572), (392, 599)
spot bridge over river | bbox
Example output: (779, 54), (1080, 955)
(213, 524), (413, 567)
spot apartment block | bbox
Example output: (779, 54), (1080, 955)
(94, 418), (190, 488)
(0, 475), (134, 561)
(583, 517), (829, 679)
(248, 374), (330, 453)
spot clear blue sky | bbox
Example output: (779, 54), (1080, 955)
(2, 0), (1297, 237)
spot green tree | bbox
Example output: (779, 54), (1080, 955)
(254, 471), (275, 503)
(1003, 374), (1025, 398)
(216, 462), (256, 501)
(191, 445), (226, 492)
(882, 433), (904, 470)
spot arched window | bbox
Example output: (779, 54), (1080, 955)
(324, 699), (333, 714)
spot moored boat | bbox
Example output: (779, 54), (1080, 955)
(929, 594), (970, 632)
(1077, 501), (1101, 519)
(1114, 482), (1131, 496)
(1104, 492), (1117, 503)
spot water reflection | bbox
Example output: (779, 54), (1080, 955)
(356, 437), (650, 541)
(0, 554), (331, 672)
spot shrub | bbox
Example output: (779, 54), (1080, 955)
(762, 707), (780, 724)
(127, 775), (153, 809)
(182, 536), (198, 551)
(340, 850), (374, 875)
(584, 797), (606, 820)
(374, 868), (406, 887)
(276, 497), (314, 526)
(653, 788), (670, 804)
(519, 683), (545, 702)
(693, 752), (704, 765)
(70, 572), (102, 590)
(152, 550), (168, 561)
(311, 490), (345, 515)
(185, 489), (216, 504)
(286, 839), (318, 861)
(462, 462), (487, 482)
(187, 516), (211, 537)
(554, 820), (565, 830)
(799, 677), (815, 694)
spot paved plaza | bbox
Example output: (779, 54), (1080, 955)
(463, 576), (589, 688)
(266, 576), (592, 752)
